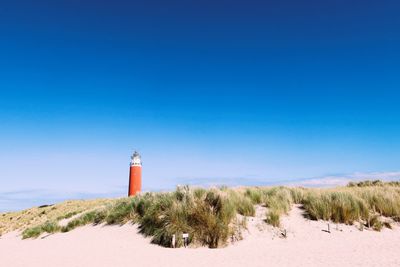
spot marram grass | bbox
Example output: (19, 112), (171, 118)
(4, 180), (400, 247)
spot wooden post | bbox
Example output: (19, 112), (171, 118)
(182, 233), (189, 248)
(172, 234), (176, 248)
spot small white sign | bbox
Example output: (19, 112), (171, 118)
(182, 233), (189, 238)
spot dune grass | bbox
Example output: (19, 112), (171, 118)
(293, 183), (400, 229)
(136, 187), (242, 248)
(20, 187), (249, 248)
(264, 187), (293, 227)
(301, 191), (370, 224)
(6, 180), (400, 246)
(245, 187), (293, 227)
(0, 199), (114, 236)
(22, 221), (60, 239)
(242, 182), (400, 228)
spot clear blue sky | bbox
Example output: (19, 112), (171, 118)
(1, 0), (399, 211)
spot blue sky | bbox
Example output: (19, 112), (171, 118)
(1, 0), (400, 211)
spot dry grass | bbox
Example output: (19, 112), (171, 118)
(244, 187), (293, 227)
(241, 182), (400, 228)
(295, 184), (400, 229)
(3, 180), (400, 245)
(0, 199), (115, 236)
(17, 187), (246, 248)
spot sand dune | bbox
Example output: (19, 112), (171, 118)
(1, 205), (399, 267)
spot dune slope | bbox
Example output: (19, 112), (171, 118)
(1, 205), (399, 267)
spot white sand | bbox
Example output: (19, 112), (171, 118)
(1, 205), (399, 267)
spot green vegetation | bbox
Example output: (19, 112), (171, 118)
(265, 210), (280, 227)
(7, 180), (400, 246)
(56, 211), (80, 221)
(61, 210), (107, 233)
(302, 191), (369, 224)
(21, 187), (249, 248)
(240, 182), (400, 228)
(245, 188), (263, 204)
(264, 187), (292, 227)
(136, 187), (243, 248)
(22, 221), (60, 239)
(295, 185), (400, 230)
(227, 190), (255, 217)
(0, 199), (113, 236)
(245, 187), (294, 227)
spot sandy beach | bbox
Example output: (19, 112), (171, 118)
(1, 205), (399, 267)
(2, 0), (400, 265)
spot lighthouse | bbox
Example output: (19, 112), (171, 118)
(128, 151), (142, 196)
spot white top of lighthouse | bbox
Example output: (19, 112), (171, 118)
(130, 151), (142, 166)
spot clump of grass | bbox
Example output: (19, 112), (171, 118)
(265, 188), (292, 213)
(41, 221), (60, 233)
(265, 210), (280, 227)
(22, 221), (60, 239)
(138, 193), (185, 247)
(22, 226), (42, 239)
(105, 198), (138, 225)
(228, 190), (255, 216)
(356, 187), (400, 218)
(236, 197), (255, 217)
(289, 187), (307, 204)
(264, 187), (293, 227)
(134, 193), (155, 217)
(189, 190), (236, 248)
(245, 188), (263, 204)
(302, 191), (369, 224)
(138, 188), (238, 248)
(61, 210), (106, 233)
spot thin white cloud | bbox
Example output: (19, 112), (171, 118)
(2, 171), (400, 212)
(287, 171), (400, 187)
(0, 188), (125, 213)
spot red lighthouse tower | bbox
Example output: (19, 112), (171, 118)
(128, 151), (142, 196)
